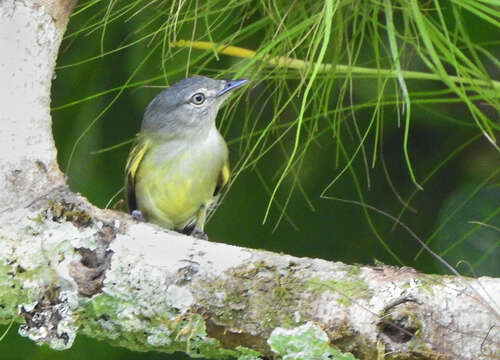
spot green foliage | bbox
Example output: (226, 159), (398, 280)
(0, 319), (15, 343)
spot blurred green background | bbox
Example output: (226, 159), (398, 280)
(2, 0), (499, 359)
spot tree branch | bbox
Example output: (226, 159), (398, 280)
(0, 1), (498, 359)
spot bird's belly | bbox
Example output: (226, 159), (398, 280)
(135, 147), (223, 229)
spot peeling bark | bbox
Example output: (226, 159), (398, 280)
(0, 1), (499, 360)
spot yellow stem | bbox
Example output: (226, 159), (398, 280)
(171, 40), (500, 90)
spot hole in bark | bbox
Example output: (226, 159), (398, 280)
(79, 248), (100, 268)
(69, 223), (115, 296)
(203, 318), (272, 356)
(380, 319), (416, 343)
(378, 297), (421, 344)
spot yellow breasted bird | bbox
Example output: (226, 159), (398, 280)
(125, 76), (248, 239)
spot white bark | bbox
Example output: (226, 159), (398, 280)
(0, 1), (498, 359)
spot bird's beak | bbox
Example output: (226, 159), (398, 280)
(216, 78), (249, 98)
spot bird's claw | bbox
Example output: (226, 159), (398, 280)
(131, 210), (145, 222)
(191, 229), (209, 240)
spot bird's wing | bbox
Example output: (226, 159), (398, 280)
(125, 137), (150, 213)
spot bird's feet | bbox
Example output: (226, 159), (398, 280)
(131, 210), (146, 222)
(191, 229), (209, 240)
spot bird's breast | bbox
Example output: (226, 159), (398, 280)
(135, 128), (227, 229)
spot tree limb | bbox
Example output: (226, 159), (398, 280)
(0, 1), (498, 359)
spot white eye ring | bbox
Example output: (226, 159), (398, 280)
(191, 92), (206, 105)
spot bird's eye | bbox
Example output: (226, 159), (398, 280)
(190, 92), (205, 105)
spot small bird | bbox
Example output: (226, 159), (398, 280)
(125, 76), (248, 239)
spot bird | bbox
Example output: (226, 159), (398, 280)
(125, 76), (248, 239)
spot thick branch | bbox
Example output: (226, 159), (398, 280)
(1, 190), (499, 359)
(0, 1), (498, 360)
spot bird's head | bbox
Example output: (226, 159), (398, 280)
(141, 76), (248, 139)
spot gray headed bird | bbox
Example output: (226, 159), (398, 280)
(125, 76), (248, 238)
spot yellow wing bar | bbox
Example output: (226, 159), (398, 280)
(125, 136), (150, 212)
